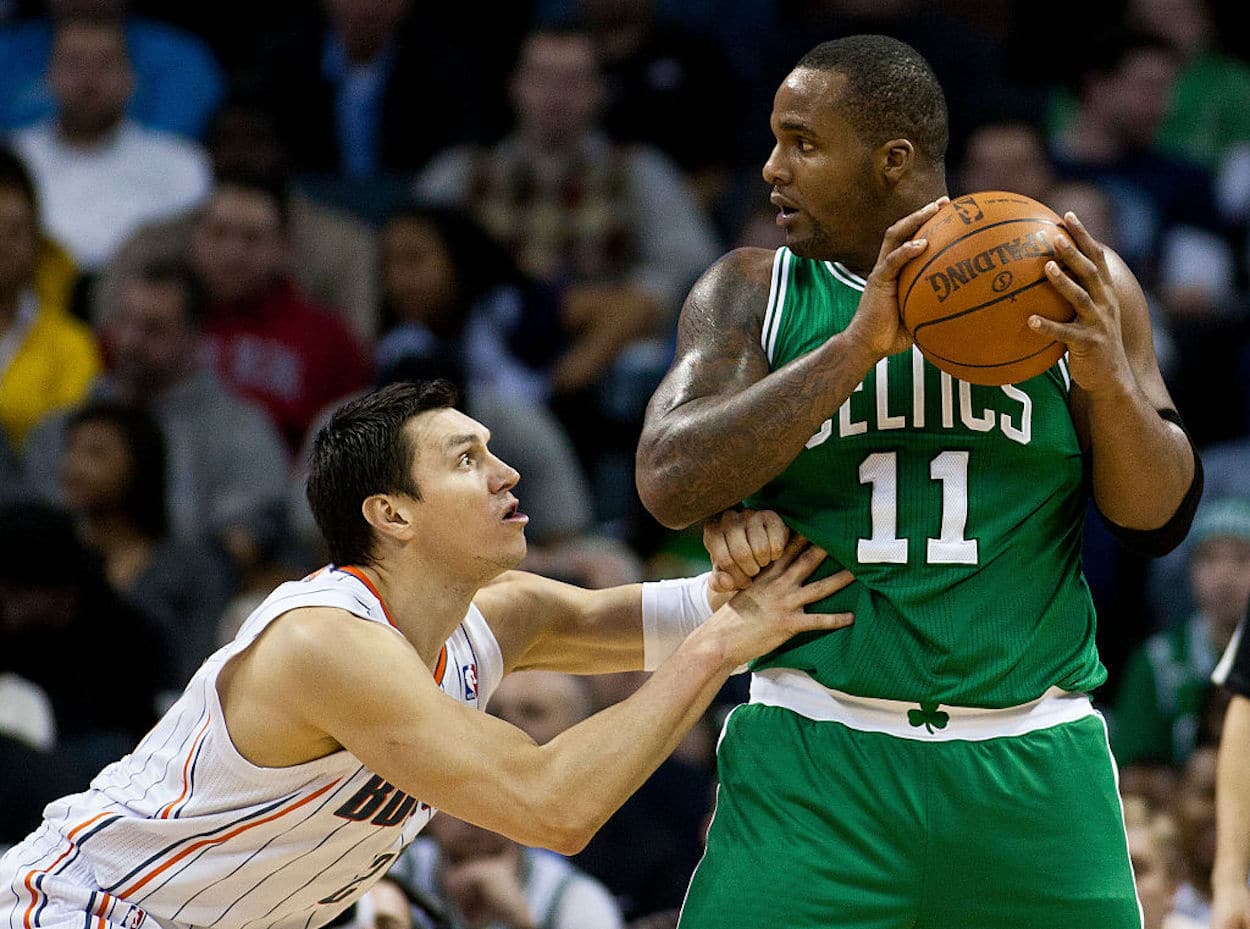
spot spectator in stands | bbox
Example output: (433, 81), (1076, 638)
(0, 0), (225, 140)
(0, 500), (170, 777)
(377, 813), (625, 929)
(57, 402), (235, 686)
(1048, 26), (1237, 316)
(1112, 497), (1250, 767)
(955, 116), (1055, 200)
(254, 0), (479, 185)
(575, 0), (741, 214)
(93, 91), (379, 344)
(1123, 798), (1195, 929)
(1172, 745), (1220, 927)
(8, 15), (210, 274)
(190, 169), (371, 453)
(488, 670), (594, 746)
(21, 258), (290, 578)
(0, 145), (99, 455)
(375, 203), (566, 407)
(415, 24), (721, 527)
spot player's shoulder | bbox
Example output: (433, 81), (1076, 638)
(685, 246), (781, 327)
(700, 246), (779, 290)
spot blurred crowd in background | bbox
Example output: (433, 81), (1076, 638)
(2, 0), (1250, 926)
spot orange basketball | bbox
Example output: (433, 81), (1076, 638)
(897, 190), (1074, 386)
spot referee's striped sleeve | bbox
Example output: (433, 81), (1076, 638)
(1213, 614), (1250, 697)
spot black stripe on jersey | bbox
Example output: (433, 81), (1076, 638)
(95, 701), (196, 803)
(121, 706), (210, 811)
(75, 816), (123, 848)
(230, 826), (382, 929)
(31, 845), (81, 926)
(101, 791), (299, 892)
(5, 826), (62, 929)
(166, 768), (365, 920)
(217, 775), (372, 929)
(83, 892), (97, 929)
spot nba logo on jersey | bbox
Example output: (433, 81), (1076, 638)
(463, 663), (478, 701)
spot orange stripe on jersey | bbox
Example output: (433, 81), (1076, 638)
(433, 645), (448, 686)
(158, 714), (212, 819)
(339, 566), (445, 683)
(22, 812), (116, 929)
(116, 778), (343, 899)
(338, 566), (396, 628)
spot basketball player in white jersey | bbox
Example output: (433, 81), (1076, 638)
(0, 379), (853, 929)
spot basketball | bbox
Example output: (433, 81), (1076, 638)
(897, 191), (1075, 386)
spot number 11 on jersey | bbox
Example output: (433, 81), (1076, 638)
(857, 451), (979, 566)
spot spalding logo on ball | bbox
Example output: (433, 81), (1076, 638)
(897, 191), (1075, 387)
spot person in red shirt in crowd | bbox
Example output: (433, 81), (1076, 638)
(190, 169), (371, 451)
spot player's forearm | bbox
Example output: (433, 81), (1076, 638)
(637, 334), (878, 528)
(533, 621), (734, 850)
(1214, 696), (1250, 892)
(1083, 382), (1194, 529)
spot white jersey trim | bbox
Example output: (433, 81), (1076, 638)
(761, 247), (791, 363)
(749, 667), (1095, 741)
(824, 261), (867, 291)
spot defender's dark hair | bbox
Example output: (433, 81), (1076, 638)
(797, 35), (949, 165)
(306, 379), (459, 567)
(66, 402), (169, 540)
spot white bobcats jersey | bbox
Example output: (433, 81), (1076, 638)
(1, 566), (503, 929)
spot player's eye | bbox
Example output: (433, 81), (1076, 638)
(796, 138), (815, 153)
(459, 452), (474, 467)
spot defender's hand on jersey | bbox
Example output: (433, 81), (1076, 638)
(708, 536), (853, 669)
(704, 508), (790, 594)
(1027, 211), (1135, 396)
(843, 196), (949, 364)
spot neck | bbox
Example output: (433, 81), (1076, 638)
(350, 556), (488, 672)
(57, 117), (120, 149)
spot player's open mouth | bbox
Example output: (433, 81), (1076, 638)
(502, 500), (528, 525)
(771, 193), (801, 226)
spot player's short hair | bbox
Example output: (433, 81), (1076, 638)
(796, 34), (949, 166)
(66, 402), (169, 540)
(306, 380), (459, 568)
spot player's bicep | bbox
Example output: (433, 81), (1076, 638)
(475, 571), (645, 675)
(276, 614), (561, 842)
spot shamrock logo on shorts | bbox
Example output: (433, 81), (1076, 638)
(907, 701), (950, 734)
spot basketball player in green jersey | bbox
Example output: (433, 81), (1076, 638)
(636, 35), (1204, 929)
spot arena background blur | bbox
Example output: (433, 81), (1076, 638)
(2, 1), (1250, 926)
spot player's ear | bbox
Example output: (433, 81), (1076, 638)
(361, 494), (415, 545)
(878, 139), (915, 185)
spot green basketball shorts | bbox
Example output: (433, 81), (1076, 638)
(677, 669), (1142, 929)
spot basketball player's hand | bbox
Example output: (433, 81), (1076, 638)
(712, 536), (853, 668)
(1026, 211), (1134, 395)
(1212, 881), (1250, 929)
(844, 196), (949, 364)
(703, 508), (790, 594)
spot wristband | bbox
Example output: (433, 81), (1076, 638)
(641, 572), (714, 671)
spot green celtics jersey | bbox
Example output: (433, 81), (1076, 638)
(747, 248), (1105, 708)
